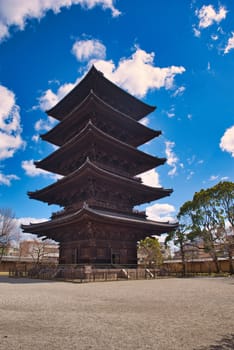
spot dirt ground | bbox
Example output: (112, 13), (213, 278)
(0, 276), (233, 350)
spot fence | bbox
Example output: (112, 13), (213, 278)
(7, 257), (234, 281)
(9, 264), (168, 282)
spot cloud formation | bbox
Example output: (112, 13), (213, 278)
(93, 47), (185, 97)
(17, 217), (49, 241)
(39, 83), (76, 111)
(0, 173), (19, 186)
(146, 203), (177, 223)
(165, 141), (179, 176)
(0, 85), (25, 160)
(0, 0), (121, 42)
(196, 5), (227, 29)
(39, 42), (186, 110)
(220, 125), (234, 157)
(0, 84), (25, 186)
(72, 39), (106, 61)
(224, 32), (234, 54)
(193, 4), (227, 38)
(138, 169), (161, 188)
(21, 159), (61, 179)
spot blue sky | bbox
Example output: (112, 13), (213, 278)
(0, 0), (233, 231)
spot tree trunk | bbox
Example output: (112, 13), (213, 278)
(180, 244), (186, 277)
(213, 255), (220, 273)
(0, 247), (5, 264)
(228, 250), (234, 275)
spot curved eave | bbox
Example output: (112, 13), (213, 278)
(47, 65), (155, 121)
(21, 205), (178, 236)
(29, 159), (172, 205)
(41, 91), (160, 147)
(36, 121), (166, 175)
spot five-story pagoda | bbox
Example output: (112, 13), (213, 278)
(22, 66), (177, 265)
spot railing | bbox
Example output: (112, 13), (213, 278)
(9, 264), (169, 282)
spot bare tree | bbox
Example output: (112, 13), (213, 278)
(0, 208), (19, 263)
(30, 239), (49, 266)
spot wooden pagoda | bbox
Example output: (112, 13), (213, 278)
(22, 66), (177, 266)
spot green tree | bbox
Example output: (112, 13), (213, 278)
(209, 181), (234, 273)
(171, 181), (234, 274)
(138, 236), (163, 268)
(179, 182), (234, 273)
(191, 188), (224, 272)
(190, 182), (234, 273)
(165, 201), (195, 276)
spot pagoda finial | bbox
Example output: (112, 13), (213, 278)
(83, 202), (88, 209)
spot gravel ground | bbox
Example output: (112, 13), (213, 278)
(0, 277), (233, 350)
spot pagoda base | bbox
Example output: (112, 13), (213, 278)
(59, 240), (138, 266)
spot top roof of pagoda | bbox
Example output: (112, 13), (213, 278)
(47, 65), (156, 121)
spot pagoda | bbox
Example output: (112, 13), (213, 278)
(22, 66), (177, 266)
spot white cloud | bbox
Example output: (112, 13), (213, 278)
(211, 34), (218, 41)
(209, 175), (219, 181)
(146, 203), (177, 223)
(172, 86), (186, 97)
(166, 111), (175, 118)
(38, 89), (59, 111)
(0, 172), (19, 186)
(72, 39), (106, 61)
(224, 32), (234, 54)
(220, 125), (234, 157)
(39, 83), (75, 111)
(93, 47), (185, 97)
(17, 217), (48, 226)
(32, 134), (40, 143)
(39, 45), (186, 110)
(196, 5), (227, 29)
(17, 217), (49, 241)
(34, 116), (56, 132)
(0, 85), (25, 160)
(220, 176), (229, 181)
(165, 141), (179, 176)
(21, 159), (61, 179)
(139, 117), (150, 126)
(32, 116), (57, 143)
(186, 171), (194, 180)
(0, 0), (121, 42)
(0, 21), (9, 40)
(138, 169), (161, 188)
(193, 26), (201, 37)
(187, 155), (196, 165)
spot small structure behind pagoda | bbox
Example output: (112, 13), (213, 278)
(22, 66), (178, 266)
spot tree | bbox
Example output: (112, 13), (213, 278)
(165, 201), (195, 276)
(190, 189), (224, 273)
(138, 236), (163, 268)
(30, 239), (49, 266)
(170, 181), (234, 274)
(209, 181), (234, 273)
(0, 208), (19, 263)
(190, 182), (234, 273)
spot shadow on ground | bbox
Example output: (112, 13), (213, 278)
(195, 334), (234, 350)
(0, 276), (54, 284)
